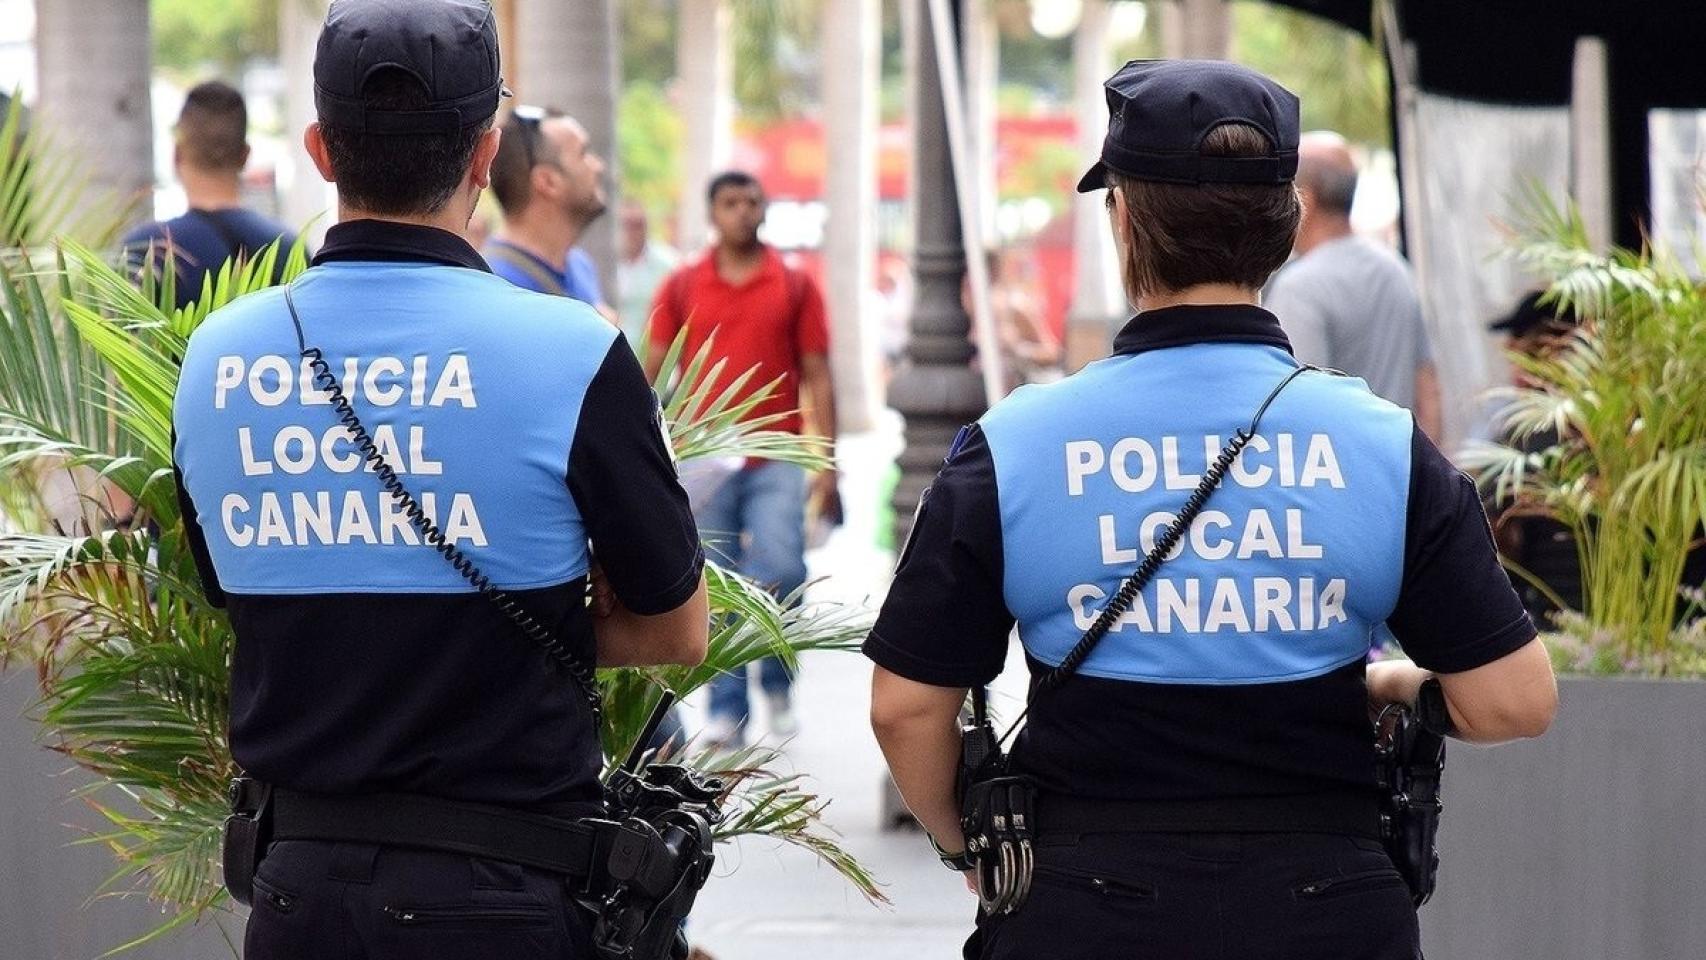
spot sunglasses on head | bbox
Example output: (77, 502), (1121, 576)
(511, 105), (558, 171)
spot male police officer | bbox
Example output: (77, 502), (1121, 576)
(171, 2), (708, 956)
(867, 60), (1556, 960)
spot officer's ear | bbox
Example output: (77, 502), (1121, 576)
(1107, 185), (1135, 252)
(303, 123), (336, 184)
(470, 125), (503, 193)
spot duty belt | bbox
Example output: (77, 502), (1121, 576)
(266, 787), (607, 877)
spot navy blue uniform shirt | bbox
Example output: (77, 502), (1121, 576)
(172, 219), (702, 815)
(867, 305), (1534, 832)
(125, 208), (299, 309)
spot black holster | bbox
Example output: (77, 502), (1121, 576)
(1375, 706), (1446, 906)
(222, 776), (273, 907)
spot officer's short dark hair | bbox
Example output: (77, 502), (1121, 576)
(706, 170), (762, 207)
(1107, 123), (1301, 298)
(318, 68), (494, 217)
(177, 81), (248, 172)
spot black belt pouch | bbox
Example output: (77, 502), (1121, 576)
(222, 777), (273, 907)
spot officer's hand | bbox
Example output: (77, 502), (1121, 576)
(588, 564), (616, 618)
(1366, 659), (1428, 714)
(963, 871), (979, 895)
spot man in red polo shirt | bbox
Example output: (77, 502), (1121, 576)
(646, 171), (837, 746)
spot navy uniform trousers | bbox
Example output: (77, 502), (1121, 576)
(245, 840), (591, 959)
(967, 831), (1422, 960)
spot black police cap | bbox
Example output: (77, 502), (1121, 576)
(1076, 59), (1300, 193)
(314, 0), (509, 136)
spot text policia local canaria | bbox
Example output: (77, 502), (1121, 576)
(212, 354), (489, 549)
(1063, 434), (1348, 635)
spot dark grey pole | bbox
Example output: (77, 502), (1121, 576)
(890, 0), (985, 548)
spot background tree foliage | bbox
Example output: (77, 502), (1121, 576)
(152, 0), (281, 77)
(1230, 1), (1389, 146)
(617, 83), (685, 222)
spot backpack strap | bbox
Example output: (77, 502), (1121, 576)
(186, 208), (251, 266)
(484, 241), (569, 297)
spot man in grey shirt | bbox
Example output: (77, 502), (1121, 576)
(1266, 131), (1441, 440)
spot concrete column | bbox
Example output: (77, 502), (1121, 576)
(34, 0), (153, 220)
(890, 0), (985, 546)
(494, 0), (520, 90)
(279, 0), (332, 244)
(519, 0), (620, 297)
(676, 0), (733, 253)
(1569, 37), (1612, 253)
(1064, 0), (1127, 372)
(1160, 0), (1229, 60)
(821, 0), (882, 432)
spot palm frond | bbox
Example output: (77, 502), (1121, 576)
(0, 93), (133, 248)
(1481, 183), (1706, 671)
(658, 328), (833, 470)
(685, 742), (887, 906)
(0, 248), (136, 471)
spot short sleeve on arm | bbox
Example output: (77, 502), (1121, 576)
(794, 272), (830, 357)
(1265, 269), (1332, 368)
(568, 340), (704, 615)
(171, 454), (226, 609)
(864, 425), (1013, 688)
(1387, 424), (1536, 672)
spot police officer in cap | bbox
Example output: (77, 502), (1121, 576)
(867, 60), (1557, 960)
(172, 1), (708, 955)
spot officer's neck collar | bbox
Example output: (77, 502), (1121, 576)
(1110, 303), (1293, 357)
(313, 218), (492, 273)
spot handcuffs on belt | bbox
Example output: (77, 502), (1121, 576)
(948, 687), (1036, 916)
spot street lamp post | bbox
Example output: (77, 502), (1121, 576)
(890, 0), (986, 549)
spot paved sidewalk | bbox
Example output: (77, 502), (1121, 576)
(684, 415), (1027, 960)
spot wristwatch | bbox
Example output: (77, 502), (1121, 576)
(929, 833), (976, 872)
(1416, 677), (1456, 737)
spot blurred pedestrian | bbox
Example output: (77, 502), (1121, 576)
(1265, 131), (1441, 440)
(124, 81), (298, 309)
(618, 200), (678, 350)
(646, 171), (837, 747)
(484, 105), (616, 321)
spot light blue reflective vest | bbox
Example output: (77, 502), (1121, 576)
(979, 340), (1413, 685)
(173, 261), (618, 595)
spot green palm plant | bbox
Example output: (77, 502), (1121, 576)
(1460, 186), (1706, 674)
(0, 220), (878, 951)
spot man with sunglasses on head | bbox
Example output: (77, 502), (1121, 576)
(170, 2), (709, 956)
(484, 105), (617, 322)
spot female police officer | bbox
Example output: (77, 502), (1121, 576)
(866, 60), (1557, 960)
